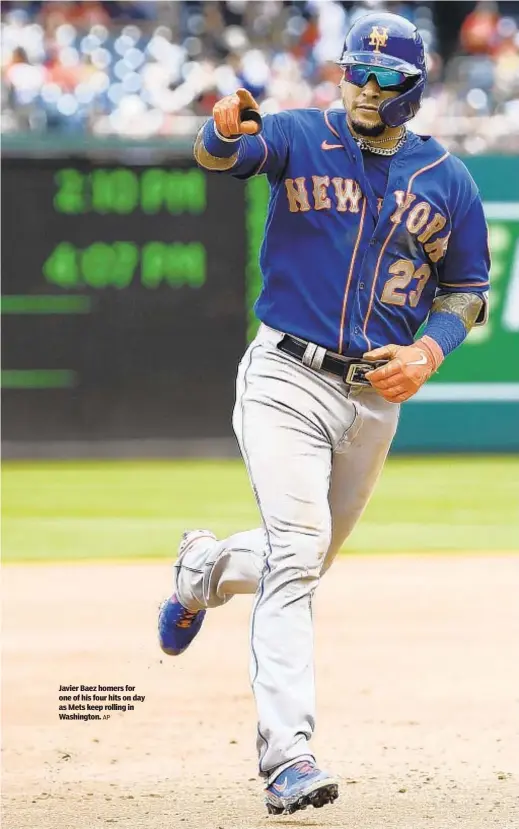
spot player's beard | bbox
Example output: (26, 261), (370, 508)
(349, 115), (386, 137)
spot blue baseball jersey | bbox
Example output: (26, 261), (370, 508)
(198, 108), (490, 356)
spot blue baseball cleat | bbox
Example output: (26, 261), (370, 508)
(158, 530), (216, 656)
(265, 760), (339, 815)
(158, 596), (206, 656)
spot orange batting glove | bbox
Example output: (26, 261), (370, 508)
(213, 88), (261, 138)
(363, 336), (444, 403)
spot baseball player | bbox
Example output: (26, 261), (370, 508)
(158, 11), (490, 816)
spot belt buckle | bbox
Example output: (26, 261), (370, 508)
(344, 360), (386, 387)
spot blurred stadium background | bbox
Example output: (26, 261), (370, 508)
(2, 0), (518, 561)
(2, 0), (519, 149)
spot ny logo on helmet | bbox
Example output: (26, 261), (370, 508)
(369, 26), (389, 53)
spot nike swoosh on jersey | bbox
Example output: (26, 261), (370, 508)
(321, 140), (344, 150)
(406, 353), (428, 366)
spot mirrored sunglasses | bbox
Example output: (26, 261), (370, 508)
(343, 64), (410, 90)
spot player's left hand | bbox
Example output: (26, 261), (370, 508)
(363, 336), (444, 403)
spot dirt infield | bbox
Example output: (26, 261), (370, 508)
(2, 555), (518, 829)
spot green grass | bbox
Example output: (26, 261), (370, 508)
(1, 457), (518, 563)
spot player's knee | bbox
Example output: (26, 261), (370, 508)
(266, 526), (331, 578)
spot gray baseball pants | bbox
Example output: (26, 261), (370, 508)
(176, 324), (399, 781)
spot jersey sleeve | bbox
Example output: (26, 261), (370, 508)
(437, 193), (490, 297)
(193, 113), (290, 180)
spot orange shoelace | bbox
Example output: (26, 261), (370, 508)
(177, 608), (199, 629)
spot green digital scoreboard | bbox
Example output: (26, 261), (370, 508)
(45, 168), (207, 290)
(2, 159), (247, 442)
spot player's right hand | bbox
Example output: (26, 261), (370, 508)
(213, 88), (261, 137)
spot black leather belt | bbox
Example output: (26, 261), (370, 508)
(277, 335), (387, 387)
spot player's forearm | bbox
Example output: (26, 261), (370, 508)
(420, 292), (485, 359)
(193, 119), (263, 175)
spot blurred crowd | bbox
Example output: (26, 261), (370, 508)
(2, 0), (519, 153)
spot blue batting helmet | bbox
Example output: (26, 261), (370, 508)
(338, 12), (427, 127)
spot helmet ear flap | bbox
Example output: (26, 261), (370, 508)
(379, 76), (425, 127)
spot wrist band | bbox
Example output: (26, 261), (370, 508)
(201, 119), (242, 158)
(422, 311), (468, 358)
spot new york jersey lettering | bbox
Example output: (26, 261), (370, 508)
(285, 176), (362, 213)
